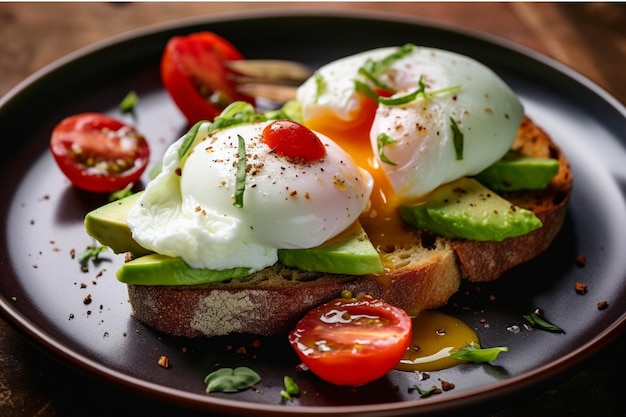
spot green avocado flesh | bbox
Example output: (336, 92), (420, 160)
(84, 192), (152, 257)
(399, 177), (542, 242)
(83, 193), (383, 285)
(278, 221), (383, 275)
(116, 254), (253, 285)
(475, 151), (559, 191)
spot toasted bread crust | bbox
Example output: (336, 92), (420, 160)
(127, 116), (571, 337)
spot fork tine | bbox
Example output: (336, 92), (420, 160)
(235, 83), (298, 103)
(225, 60), (313, 83)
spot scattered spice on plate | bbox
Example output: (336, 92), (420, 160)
(574, 282), (588, 295)
(597, 301), (609, 310)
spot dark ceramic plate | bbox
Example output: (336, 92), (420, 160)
(1, 11), (625, 417)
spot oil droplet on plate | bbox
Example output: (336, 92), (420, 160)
(396, 310), (479, 372)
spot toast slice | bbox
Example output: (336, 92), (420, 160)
(127, 116), (572, 337)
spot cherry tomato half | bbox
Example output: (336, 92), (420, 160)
(161, 31), (253, 124)
(262, 120), (326, 163)
(289, 295), (412, 386)
(50, 113), (150, 193)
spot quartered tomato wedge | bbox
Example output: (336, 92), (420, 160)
(289, 294), (412, 386)
(50, 113), (150, 193)
(161, 31), (253, 124)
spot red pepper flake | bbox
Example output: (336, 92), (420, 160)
(597, 301), (609, 310)
(575, 254), (586, 267)
(574, 282), (588, 295)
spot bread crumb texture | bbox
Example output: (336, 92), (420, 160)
(191, 290), (260, 336)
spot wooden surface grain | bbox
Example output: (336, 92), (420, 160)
(0, 3), (625, 417)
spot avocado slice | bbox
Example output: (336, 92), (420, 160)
(117, 254), (252, 285)
(278, 221), (384, 275)
(84, 192), (152, 257)
(399, 177), (542, 241)
(475, 150), (559, 191)
(84, 192), (384, 282)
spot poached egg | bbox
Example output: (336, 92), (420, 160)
(296, 45), (524, 250)
(127, 120), (373, 272)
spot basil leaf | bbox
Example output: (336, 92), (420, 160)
(233, 134), (247, 208)
(523, 311), (565, 333)
(204, 367), (261, 393)
(450, 117), (464, 160)
(376, 133), (398, 166)
(449, 342), (508, 363)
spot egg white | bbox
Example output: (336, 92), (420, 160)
(127, 121), (373, 272)
(297, 46), (524, 199)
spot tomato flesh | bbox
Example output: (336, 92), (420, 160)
(262, 120), (326, 162)
(161, 31), (253, 124)
(50, 113), (150, 193)
(289, 295), (412, 386)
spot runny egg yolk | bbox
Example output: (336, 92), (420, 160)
(304, 97), (413, 261)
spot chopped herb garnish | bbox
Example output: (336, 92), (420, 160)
(178, 120), (205, 160)
(119, 90), (139, 113)
(108, 183), (134, 202)
(354, 79), (380, 101)
(280, 376), (300, 401)
(377, 133), (398, 165)
(411, 385), (442, 398)
(204, 367), (261, 393)
(361, 43), (415, 78)
(450, 117), (464, 160)
(357, 65), (396, 94)
(79, 244), (108, 264)
(314, 72), (326, 103)
(523, 311), (565, 333)
(449, 342), (508, 363)
(233, 134), (247, 208)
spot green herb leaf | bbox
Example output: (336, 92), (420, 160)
(79, 244), (108, 264)
(314, 72), (326, 103)
(108, 183), (134, 202)
(280, 376), (300, 401)
(204, 367), (261, 393)
(233, 134), (247, 208)
(357, 66), (396, 94)
(119, 90), (139, 113)
(376, 133), (398, 166)
(523, 311), (565, 333)
(411, 385), (442, 398)
(449, 117), (464, 160)
(362, 43), (415, 77)
(178, 120), (205, 160)
(449, 342), (508, 363)
(354, 79), (380, 101)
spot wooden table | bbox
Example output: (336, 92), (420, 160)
(1, 3), (624, 417)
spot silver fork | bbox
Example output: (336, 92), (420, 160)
(225, 59), (313, 103)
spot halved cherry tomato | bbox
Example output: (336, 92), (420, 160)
(288, 294), (412, 386)
(160, 31), (253, 124)
(50, 113), (150, 193)
(262, 120), (326, 162)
